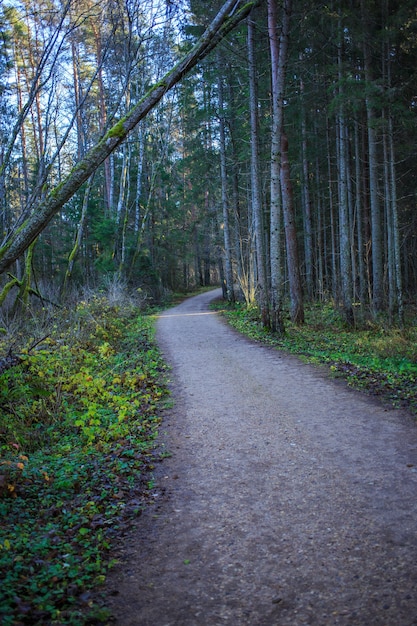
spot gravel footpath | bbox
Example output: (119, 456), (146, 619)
(106, 289), (417, 625)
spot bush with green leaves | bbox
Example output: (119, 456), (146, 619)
(0, 296), (168, 625)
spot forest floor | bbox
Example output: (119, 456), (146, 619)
(104, 288), (417, 626)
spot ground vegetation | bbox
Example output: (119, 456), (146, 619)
(0, 283), (169, 625)
(218, 300), (417, 415)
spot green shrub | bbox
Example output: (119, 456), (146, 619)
(0, 297), (168, 624)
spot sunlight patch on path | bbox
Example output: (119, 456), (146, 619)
(157, 311), (225, 318)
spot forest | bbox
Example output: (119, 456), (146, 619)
(0, 0), (416, 326)
(1, 0), (417, 623)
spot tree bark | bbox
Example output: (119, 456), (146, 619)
(361, 1), (384, 314)
(248, 13), (269, 327)
(281, 132), (304, 325)
(268, 0), (290, 334)
(336, 22), (354, 326)
(217, 53), (235, 303)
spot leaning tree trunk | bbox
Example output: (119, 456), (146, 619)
(0, 0), (262, 276)
(12, 241), (36, 315)
(61, 174), (94, 296)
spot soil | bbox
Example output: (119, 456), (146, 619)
(104, 289), (417, 625)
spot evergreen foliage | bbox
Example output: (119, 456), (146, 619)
(0, 0), (416, 318)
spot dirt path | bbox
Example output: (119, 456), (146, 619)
(106, 289), (417, 625)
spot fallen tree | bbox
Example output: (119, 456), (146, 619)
(0, 0), (262, 276)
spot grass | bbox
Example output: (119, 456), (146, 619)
(217, 300), (417, 416)
(0, 293), (169, 625)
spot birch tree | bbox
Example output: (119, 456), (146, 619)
(0, 0), (261, 276)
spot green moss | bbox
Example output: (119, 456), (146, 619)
(0, 219), (31, 261)
(0, 277), (19, 305)
(49, 179), (65, 199)
(105, 119), (127, 140)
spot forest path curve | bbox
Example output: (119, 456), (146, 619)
(106, 289), (417, 625)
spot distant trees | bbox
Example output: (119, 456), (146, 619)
(0, 0), (416, 326)
(0, 0), (260, 301)
(207, 0), (417, 327)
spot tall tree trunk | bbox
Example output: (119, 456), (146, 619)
(248, 13), (269, 326)
(388, 112), (403, 325)
(281, 132), (304, 324)
(268, 0), (289, 334)
(383, 25), (404, 325)
(218, 53), (235, 303)
(354, 116), (367, 305)
(315, 172), (324, 299)
(16, 65), (29, 202)
(227, 64), (248, 303)
(115, 140), (130, 268)
(326, 116), (338, 302)
(119, 142), (133, 276)
(382, 115), (395, 319)
(70, 37), (84, 161)
(300, 73), (313, 301)
(134, 124), (145, 234)
(361, 1), (384, 313)
(337, 114), (354, 325)
(336, 23), (354, 325)
(91, 20), (112, 214)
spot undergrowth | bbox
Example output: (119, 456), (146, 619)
(0, 294), (168, 625)
(3, 291), (416, 623)
(219, 301), (417, 415)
